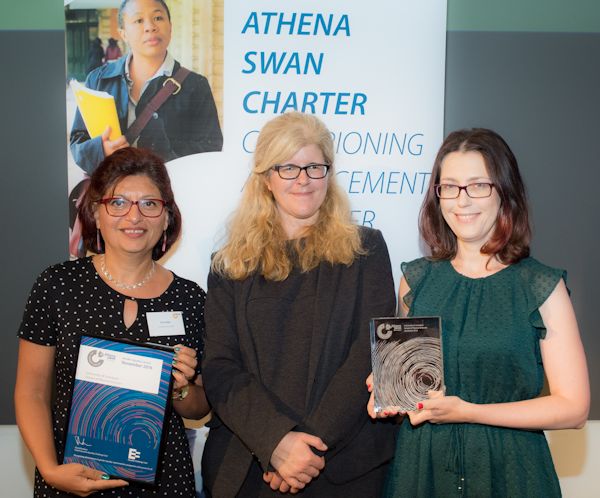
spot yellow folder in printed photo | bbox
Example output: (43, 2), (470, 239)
(70, 80), (121, 140)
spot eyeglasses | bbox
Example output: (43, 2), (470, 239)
(434, 182), (495, 199)
(98, 197), (167, 217)
(272, 163), (330, 180)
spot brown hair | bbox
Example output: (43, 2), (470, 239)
(79, 147), (181, 260)
(420, 128), (530, 264)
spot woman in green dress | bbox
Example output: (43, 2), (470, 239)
(368, 128), (589, 497)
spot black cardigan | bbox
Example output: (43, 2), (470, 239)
(202, 227), (397, 496)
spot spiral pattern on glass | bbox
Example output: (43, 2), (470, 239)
(373, 336), (442, 412)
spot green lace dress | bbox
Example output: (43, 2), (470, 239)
(383, 257), (564, 498)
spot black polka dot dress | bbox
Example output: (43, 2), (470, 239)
(18, 257), (205, 497)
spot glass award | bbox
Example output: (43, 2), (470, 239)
(370, 316), (443, 413)
(63, 335), (175, 484)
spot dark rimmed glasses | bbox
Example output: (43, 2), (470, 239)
(434, 182), (495, 199)
(272, 163), (330, 180)
(97, 197), (167, 217)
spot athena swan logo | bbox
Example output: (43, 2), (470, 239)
(87, 349), (104, 367)
(376, 322), (403, 340)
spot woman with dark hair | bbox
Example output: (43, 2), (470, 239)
(202, 112), (397, 497)
(15, 147), (209, 497)
(70, 0), (223, 174)
(368, 128), (589, 497)
(105, 38), (122, 62)
(85, 38), (104, 75)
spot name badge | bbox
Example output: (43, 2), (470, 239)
(146, 311), (185, 337)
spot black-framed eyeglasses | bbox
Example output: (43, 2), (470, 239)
(434, 182), (495, 199)
(97, 197), (167, 217)
(272, 163), (330, 180)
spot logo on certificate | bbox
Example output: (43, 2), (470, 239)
(128, 448), (142, 461)
(87, 349), (104, 367)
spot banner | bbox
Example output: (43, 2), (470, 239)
(65, 0), (447, 290)
(64, 0), (446, 493)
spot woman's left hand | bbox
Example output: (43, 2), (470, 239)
(263, 471), (300, 494)
(171, 344), (198, 390)
(407, 390), (472, 425)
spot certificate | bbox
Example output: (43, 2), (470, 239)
(370, 316), (444, 413)
(63, 335), (175, 484)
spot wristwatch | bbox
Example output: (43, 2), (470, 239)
(172, 384), (190, 401)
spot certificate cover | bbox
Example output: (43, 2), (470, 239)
(63, 335), (175, 484)
(370, 316), (443, 413)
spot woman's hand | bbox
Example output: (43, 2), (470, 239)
(263, 470), (300, 494)
(101, 126), (129, 157)
(42, 463), (128, 497)
(407, 390), (472, 425)
(366, 373), (404, 419)
(171, 344), (198, 390)
(170, 346), (210, 419)
(270, 432), (327, 490)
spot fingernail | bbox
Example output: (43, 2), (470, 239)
(417, 402), (424, 410)
(101, 474), (110, 480)
(172, 359), (177, 365)
(174, 346), (181, 352)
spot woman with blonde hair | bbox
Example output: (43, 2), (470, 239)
(202, 112), (397, 497)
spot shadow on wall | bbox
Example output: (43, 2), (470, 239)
(547, 426), (588, 477)
(19, 437), (35, 493)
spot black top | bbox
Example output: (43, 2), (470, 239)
(18, 257), (205, 497)
(202, 227), (398, 497)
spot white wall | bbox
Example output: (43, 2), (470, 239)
(2, 422), (599, 497)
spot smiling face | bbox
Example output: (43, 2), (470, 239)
(94, 174), (168, 258)
(439, 150), (501, 252)
(265, 144), (329, 238)
(118, 0), (171, 61)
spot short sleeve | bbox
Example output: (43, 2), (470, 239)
(520, 258), (567, 339)
(17, 266), (60, 346)
(400, 258), (432, 311)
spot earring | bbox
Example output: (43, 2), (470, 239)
(161, 231), (167, 253)
(96, 229), (102, 253)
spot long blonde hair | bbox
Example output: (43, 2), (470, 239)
(212, 112), (364, 281)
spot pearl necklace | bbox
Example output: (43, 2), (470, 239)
(100, 255), (156, 290)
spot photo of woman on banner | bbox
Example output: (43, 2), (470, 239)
(202, 112), (397, 497)
(367, 128), (590, 497)
(69, 0), (223, 175)
(15, 147), (209, 497)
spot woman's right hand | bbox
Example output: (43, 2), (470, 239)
(42, 463), (128, 497)
(101, 126), (129, 157)
(270, 432), (327, 490)
(366, 372), (404, 419)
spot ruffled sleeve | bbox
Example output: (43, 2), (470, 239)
(400, 257), (432, 312)
(519, 258), (567, 339)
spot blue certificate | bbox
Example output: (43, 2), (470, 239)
(63, 335), (175, 484)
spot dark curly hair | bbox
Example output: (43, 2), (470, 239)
(79, 147), (182, 260)
(118, 0), (171, 29)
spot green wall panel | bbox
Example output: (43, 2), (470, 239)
(3, 1), (600, 33)
(1, 0), (64, 30)
(448, 0), (600, 33)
